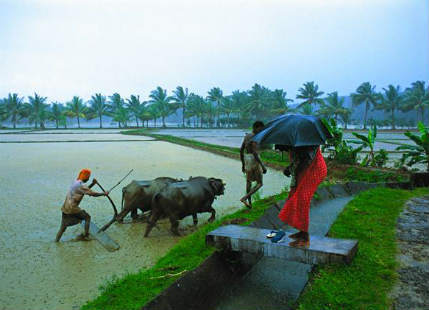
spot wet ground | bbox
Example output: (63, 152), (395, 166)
(0, 130), (288, 310)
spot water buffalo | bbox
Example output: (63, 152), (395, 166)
(144, 176), (225, 237)
(116, 177), (179, 222)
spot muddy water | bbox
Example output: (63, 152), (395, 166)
(0, 134), (288, 310)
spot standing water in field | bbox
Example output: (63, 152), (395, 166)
(0, 132), (288, 310)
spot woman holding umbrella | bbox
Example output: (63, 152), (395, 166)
(251, 114), (330, 246)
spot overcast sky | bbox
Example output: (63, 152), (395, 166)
(0, 0), (428, 103)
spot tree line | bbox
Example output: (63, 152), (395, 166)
(0, 81), (428, 129)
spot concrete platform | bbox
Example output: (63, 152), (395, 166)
(207, 225), (358, 265)
(81, 220), (120, 252)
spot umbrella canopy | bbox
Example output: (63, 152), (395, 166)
(251, 114), (332, 147)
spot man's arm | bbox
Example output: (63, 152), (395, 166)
(251, 142), (267, 174)
(81, 179), (108, 197)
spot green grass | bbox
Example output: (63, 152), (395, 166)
(296, 187), (429, 310)
(81, 191), (288, 310)
(344, 167), (409, 183)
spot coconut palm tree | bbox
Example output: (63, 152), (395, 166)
(376, 85), (403, 129)
(66, 96), (86, 128)
(149, 87), (175, 128)
(187, 93), (207, 128)
(26, 93), (48, 129)
(126, 95), (143, 127)
(50, 102), (65, 129)
(148, 103), (161, 128)
(270, 89), (294, 116)
(230, 90), (249, 126)
(220, 97), (236, 128)
(402, 81), (429, 125)
(172, 86), (189, 128)
(88, 93), (108, 128)
(318, 92), (350, 123)
(351, 82), (379, 129)
(112, 106), (130, 128)
(137, 101), (151, 128)
(300, 103), (314, 115)
(296, 81), (324, 108)
(3, 93), (25, 128)
(207, 87), (223, 127)
(108, 93), (125, 128)
(246, 84), (271, 120)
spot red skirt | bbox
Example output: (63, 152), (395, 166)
(278, 148), (327, 232)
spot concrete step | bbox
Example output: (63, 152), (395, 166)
(207, 225), (358, 265)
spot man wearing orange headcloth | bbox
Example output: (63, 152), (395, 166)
(55, 169), (108, 242)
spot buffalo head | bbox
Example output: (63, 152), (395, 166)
(209, 178), (225, 196)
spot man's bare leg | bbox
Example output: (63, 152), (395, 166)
(240, 181), (263, 209)
(55, 224), (67, 242)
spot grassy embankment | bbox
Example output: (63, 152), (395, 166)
(82, 186), (429, 310)
(82, 191), (288, 310)
(296, 186), (429, 310)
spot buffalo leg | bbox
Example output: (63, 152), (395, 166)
(115, 208), (131, 223)
(192, 214), (198, 226)
(208, 207), (216, 222)
(144, 208), (162, 237)
(131, 208), (138, 220)
(169, 215), (180, 236)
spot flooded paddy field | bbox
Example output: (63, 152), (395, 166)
(0, 131), (288, 310)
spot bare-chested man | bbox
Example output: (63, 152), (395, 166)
(55, 169), (108, 242)
(239, 121), (267, 209)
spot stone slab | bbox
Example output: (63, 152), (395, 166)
(81, 220), (120, 252)
(207, 225), (358, 265)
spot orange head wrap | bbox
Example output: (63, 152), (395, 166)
(77, 169), (91, 181)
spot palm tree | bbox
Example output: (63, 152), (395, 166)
(220, 97), (235, 127)
(148, 104), (161, 128)
(402, 81), (429, 125)
(300, 103), (314, 115)
(270, 89), (294, 116)
(3, 93), (24, 128)
(108, 93), (125, 128)
(149, 87), (175, 128)
(207, 87), (223, 127)
(88, 93), (108, 128)
(230, 90), (249, 126)
(66, 96), (86, 128)
(126, 95), (142, 127)
(137, 101), (151, 128)
(351, 82), (379, 129)
(50, 102), (65, 129)
(376, 85), (403, 129)
(246, 84), (271, 120)
(172, 86), (189, 128)
(112, 106), (130, 128)
(296, 81), (324, 108)
(27, 93), (48, 129)
(187, 93), (206, 128)
(318, 92), (350, 123)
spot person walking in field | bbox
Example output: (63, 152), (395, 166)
(239, 121), (267, 209)
(55, 169), (108, 242)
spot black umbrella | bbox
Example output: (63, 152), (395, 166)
(251, 114), (332, 147)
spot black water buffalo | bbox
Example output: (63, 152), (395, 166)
(144, 176), (226, 237)
(116, 177), (179, 222)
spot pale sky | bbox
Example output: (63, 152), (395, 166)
(0, 0), (428, 103)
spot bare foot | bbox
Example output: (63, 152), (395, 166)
(289, 231), (305, 239)
(289, 239), (309, 247)
(76, 233), (91, 241)
(240, 198), (252, 209)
